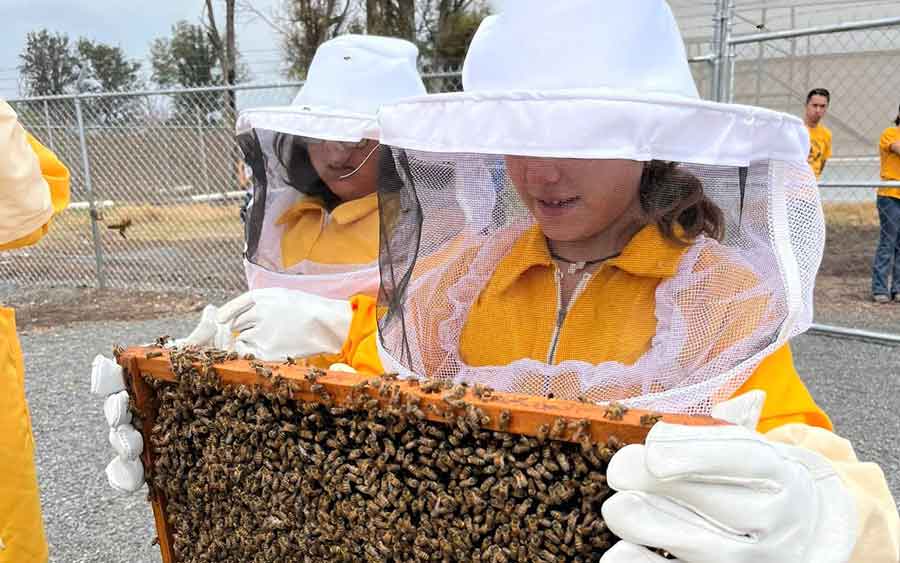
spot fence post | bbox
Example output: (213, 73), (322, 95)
(712, 0), (725, 102)
(712, 0), (736, 103)
(727, 40), (737, 103)
(74, 95), (107, 289)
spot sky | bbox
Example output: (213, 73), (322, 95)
(0, 0), (285, 99)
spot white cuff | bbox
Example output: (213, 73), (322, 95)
(106, 456), (145, 494)
(91, 355), (124, 396)
(104, 391), (132, 427)
(108, 425), (143, 460)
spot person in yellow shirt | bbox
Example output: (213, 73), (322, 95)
(872, 104), (900, 302)
(0, 100), (70, 563)
(171, 34), (426, 357)
(345, 2), (898, 560)
(805, 87), (832, 179)
(92, 34), (426, 494)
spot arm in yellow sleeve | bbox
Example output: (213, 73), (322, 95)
(733, 344), (833, 433)
(26, 131), (70, 214)
(766, 423), (900, 563)
(340, 294), (383, 375)
(0, 100), (70, 251)
(880, 130), (895, 153)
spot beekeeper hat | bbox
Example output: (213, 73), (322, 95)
(380, 0), (808, 164)
(237, 34), (426, 142)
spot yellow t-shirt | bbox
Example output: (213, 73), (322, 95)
(878, 126), (900, 199)
(276, 192), (379, 268)
(807, 124), (832, 179)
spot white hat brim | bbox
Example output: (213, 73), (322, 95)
(378, 89), (810, 167)
(236, 105), (379, 142)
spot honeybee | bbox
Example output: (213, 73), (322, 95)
(603, 402), (628, 421)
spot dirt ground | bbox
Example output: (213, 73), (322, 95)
(3, 287), (231, 333)
(816, 202), (900, 332)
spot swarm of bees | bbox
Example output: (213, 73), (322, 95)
(143, 350), (628, 563)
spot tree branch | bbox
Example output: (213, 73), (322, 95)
(236, 0), (292, 36)
(204, 0), (224, 53)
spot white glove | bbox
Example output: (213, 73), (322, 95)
(600, 392), (857, 563)
(216, 287), (353, 361)
(172, 304), (233, 349)
(91, 355), (145, 494)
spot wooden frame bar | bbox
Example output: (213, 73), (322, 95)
(119, 346), (723, 563)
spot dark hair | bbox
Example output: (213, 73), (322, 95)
(273, 132), (342, 210)
(894, 104), (900, 126)
(639, 161), (724, 244)
(806, 88), (830, 104)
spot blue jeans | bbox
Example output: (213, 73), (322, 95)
(872, 196), (900, 297)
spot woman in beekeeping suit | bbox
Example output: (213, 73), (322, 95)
(188, 33), (426, 362)
(351, 2), (900, 561)
(0, 100), (70, 563)
(91, 34), (426, 493)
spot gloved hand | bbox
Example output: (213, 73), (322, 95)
(599, 392), (857, 563)
(91, 355), (145, 494)
(216, 287), (353, 361)
(172, 304), (233, 349)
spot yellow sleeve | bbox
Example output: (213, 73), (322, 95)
(732, 344), (833, 433)
(0, 101), (70, 250)
(879, 129), (894, 153)
(26, 132), (70, 214)
(340, 294), (383, 375)
(824, 130), (833, 161)
(766, 423), (900, 563)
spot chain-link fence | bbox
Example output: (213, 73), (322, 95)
(726, 17), (900, 333)
(1, 70), (464, 295)
(3, 18), (900, 333)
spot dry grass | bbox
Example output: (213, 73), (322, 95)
(823, 201), (878, 228)
(47, 203), (242, 245)
(814, 201), (900, 333)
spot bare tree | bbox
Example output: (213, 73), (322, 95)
(244, 0), (486, 81)
(366, 0), (414, 40)
(419, 0), (487, 69)
(236, 0), (292, 36)
(280, 0), (360, 79)
(203, 0), (237, 118)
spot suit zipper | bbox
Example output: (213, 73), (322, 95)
(547, 269), (594, 365)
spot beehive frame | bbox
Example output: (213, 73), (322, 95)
(118, 347), (722, 563)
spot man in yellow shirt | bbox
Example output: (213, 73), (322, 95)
(872, 104), (900, 302)
(0, 100), (70, 563)
(805, 87), (832, 179)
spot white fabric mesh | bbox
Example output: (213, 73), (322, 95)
(239, 128), (379, 298)
(377, 150), (823, 416)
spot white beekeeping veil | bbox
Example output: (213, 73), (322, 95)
(374, 0), (822, 415)
(235, 34), (426, 298)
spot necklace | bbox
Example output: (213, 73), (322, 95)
(549, 247), (621, 275)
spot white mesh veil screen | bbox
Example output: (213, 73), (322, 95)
(377, 148), (823, 416)
(237, 129), (383, 297)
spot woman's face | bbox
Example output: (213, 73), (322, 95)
(308, 139), (380, 202)
(504, 156), (644, 243)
